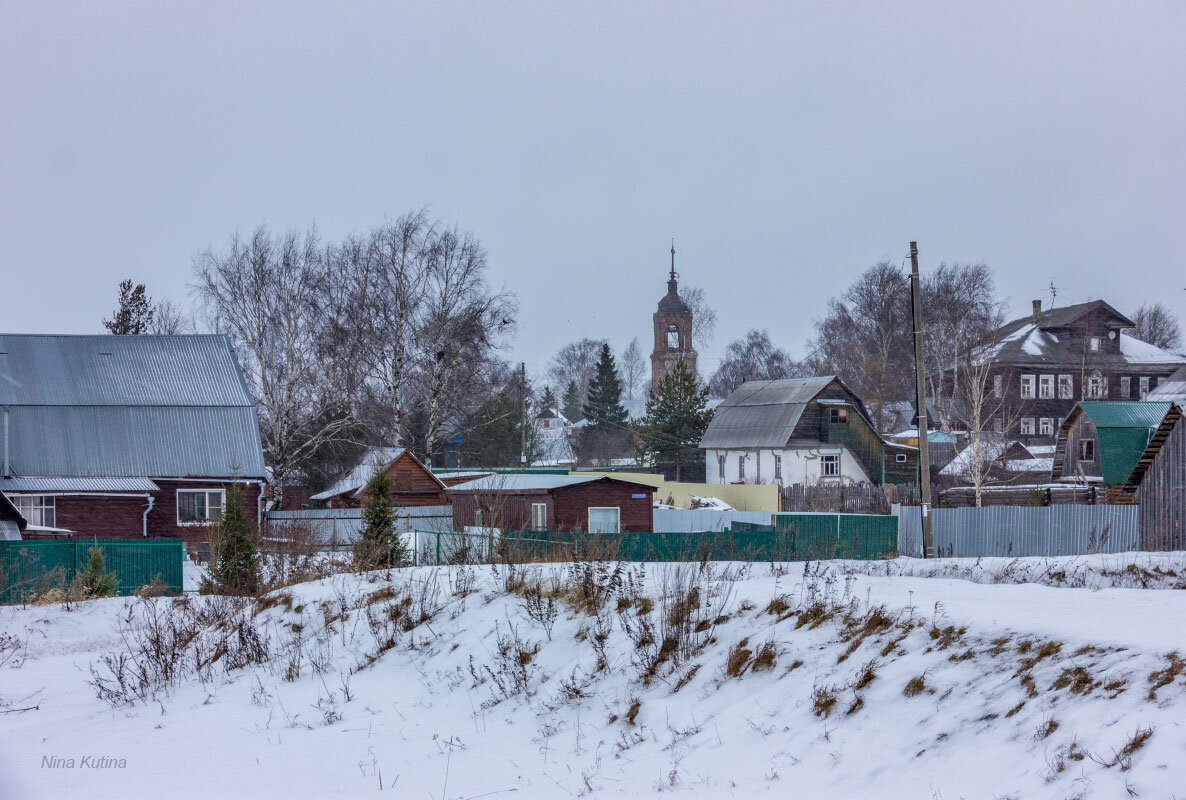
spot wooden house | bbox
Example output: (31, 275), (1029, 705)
(1120, 404), (1185, 549)
(1052, 401), (1171, 500)
(932, 300), (1185, 444)
(309, 447), (449, 508)
(0, 334), (267, 546)
(699, 376), (918, 487)
(447, 474), (655, 533)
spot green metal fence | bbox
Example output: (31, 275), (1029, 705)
(414, 513), (898, 566)
(0, 539), (184, 603)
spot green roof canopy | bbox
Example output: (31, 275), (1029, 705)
(1078, 401), (1172, 484)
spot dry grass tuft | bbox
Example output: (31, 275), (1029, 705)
(1147, 652), (1185, 700)
(811, 683), (838, 717)
(1051, 665), (1099, 696)
(1034, 717), (1059, 740)
(765, 594), (791, 617)
(903, 675), (926, 697)
(751, 641), (778, 673)
(624, 697), (641, 725)
(725, 639), (753, 678)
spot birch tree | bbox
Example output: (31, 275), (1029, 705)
(619, 337), (646, 399)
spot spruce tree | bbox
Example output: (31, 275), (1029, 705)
(354, 468), (405, 568)
(640, 361), (714, 480)
(103, 279), (155, 334)
(77, 544), (118, 598)
(539, 386), (558, 416)
(577, 343), (631, 463)
(201, 482), (260, 595)
(561, 380), (583, 422)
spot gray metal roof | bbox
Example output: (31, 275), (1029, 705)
(0, 477), (160, 492)
(1147, 366), (1186, 403)
(699, 376), (836, 449)
(0, 334), (255, 406)
(0, 334), (265, 480)
(447, 474), (656, 493)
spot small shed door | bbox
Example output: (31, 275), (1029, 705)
(588, 507), (620, 534)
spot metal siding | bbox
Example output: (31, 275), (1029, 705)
(699, 377), (835, 449)
(7, 405), (266, 477)
(1081, 401), (1172, 429)
(267, 506), (454, 543)
(653, 508), (774, 532)
(897, 505), (1139, 558)
(0, 334), (255, 406)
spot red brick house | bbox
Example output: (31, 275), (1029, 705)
(310, 447), (449, 508)
(448, 474), (655, 533)
(0, 334), (267, 546)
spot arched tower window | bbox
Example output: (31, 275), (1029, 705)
(667, 324), (680, 349)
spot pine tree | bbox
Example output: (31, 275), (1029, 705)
(577, 343), (631, 464)
(461, 391), (522, 467)
(77, 544), (118, 598)
(640, 361), (714, 481)
(538, 385), (558, 416)
(561, 380), (583, 422)
(201, 482), (260, 595)
(354, 468), (406, 568)
(103, 279), (155, 334)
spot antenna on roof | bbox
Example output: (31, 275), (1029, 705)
(1048, 281), (1060, 308)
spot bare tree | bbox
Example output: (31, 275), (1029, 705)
(708, 329), (797, 397)
(681, 285), (717, 349)
(148, 298), (191, 334)
(547, 339), (605, 409)
(193, 226), (355, 496)
(619, 337), (646, 399)
(1130, 302), (1182, 351)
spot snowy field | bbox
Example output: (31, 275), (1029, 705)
(3, 554), (1186, 799)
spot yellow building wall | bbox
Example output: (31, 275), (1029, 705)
(572, 472), (780, 512)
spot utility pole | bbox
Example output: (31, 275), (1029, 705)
(909, 242), (934, 558)
(520, 362), (528, 468)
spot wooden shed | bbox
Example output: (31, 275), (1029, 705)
(447, 474), (655, 533)
(310, 447), (449, 508)
(1052, 401), (1171, 500)
(1120, 404), (1185, 550)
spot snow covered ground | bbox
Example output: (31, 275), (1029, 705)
(3, 554), (1186, 799)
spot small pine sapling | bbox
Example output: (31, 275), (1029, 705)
(354, 467), (406, 569)
(201, 481), (261, 595)
(77, 545), (118, 598)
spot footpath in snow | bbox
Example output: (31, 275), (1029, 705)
(2, 553), (1185, 799)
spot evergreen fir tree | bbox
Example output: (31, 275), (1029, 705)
(577, 343), (631, 463)
(77, 544), (118, 598)
(639, 360), (714, 480)
(103, 279), (155, 334)
(354, 467), (406, 568)
(538, 385), (558, 416)
(201, 482), (260, 595)
(461, 391), (522, 467)
(561, 380), (583, 422)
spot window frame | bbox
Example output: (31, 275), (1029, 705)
(1038, 374), (1054, 399)
(773, 454), (782, 481)
(1020, 417), (1035, 436)
(1039, 417), (1054, 436)
(1058, 374), (1073, 399)
(176, 488), (226, 526)
(737, 454), (746, 481)
(666, 324), (680, 350)
(1120, 376), (1131, 399)
(1079, 439), (1095, 462)
(13, 495), (56, 528)
(820, 453), (840, 478)
(1089, 336), (1101, 352)
(1087, 373), (1107, 399)
(1020, 375), (1036, 399)
(895, 453), (907, 463)
(993, 374), (1003, 398)
(530, 502), (547, 531)
(717, 453), (726, 483)
(828, 407), (848, 424)
(1139, 376), (1150, 399)
(587, 506), (621, 534)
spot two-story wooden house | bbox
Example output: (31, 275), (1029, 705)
(939, 300), (1185, 444)
(699, 376), (918, 487)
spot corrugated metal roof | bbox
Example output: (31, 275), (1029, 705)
(0, 334), (254, 406)
(1079, 401), (1172, 429)
(1146, 366), (1186, 403)
(447, 474), (604, 491)
(0, 477), (160, 492)
(309, 447), (408, 500)
(699, 377), (836, 449)
(6, 405), (266, 477)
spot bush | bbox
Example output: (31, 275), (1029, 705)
(201, 482), (261, 596)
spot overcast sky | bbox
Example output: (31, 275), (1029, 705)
(3, 1), (1184, 380)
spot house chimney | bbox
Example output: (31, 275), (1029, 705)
(1032, 299), (1042, 322)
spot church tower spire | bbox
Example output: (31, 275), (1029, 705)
(650, 241), (697, 390)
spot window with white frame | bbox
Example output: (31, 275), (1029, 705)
(1058, 374), (1073, 399)
(1079, 439), (1095, 461)
(993, 374), (1003, 398)
(1089, 337), (1101, 352)
(1087, 373), (1107, 399)
(1038, 374), (1054, 399)
(717, 454), (726, 483)
(1140, 376), (1150, 399)
(820, 453), (840, 477)
(895, 453), (907, 463)
(774, 455), (782, 481)
(177, 489), (225, 524)
(738, 454), (746, 481)
(1120, 376), (1131, 399)
(587, 507), (620, 534)
(531, 503), (547, 531)
(993, 417), (1003, 434)
(1020, 418), (1035, 435)
(1020, 375), (1035, 398)
(1039, 417), (1054, 436)
(13, 495), (55, 528)
(474, 508), (483, 527)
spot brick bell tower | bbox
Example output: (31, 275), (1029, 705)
(650, 242), (697, 389)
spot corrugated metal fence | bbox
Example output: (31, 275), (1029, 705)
(266, 506), (453, 545)
(897, 505), (1139, 558)
(652, 508), (774, 532)
(0, 538), (184, 602)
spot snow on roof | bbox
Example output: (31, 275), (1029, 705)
(1146, 366), (1186, 403)
(310, 447), (409, 500)
(1118, 333), (1185, 364)
(446, 474), (603, 492)
(1005, 458), (1054, 473)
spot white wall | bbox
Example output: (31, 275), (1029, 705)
(704, 446), (873, 486)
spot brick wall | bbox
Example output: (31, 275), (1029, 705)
(149, 479), (264, 549)
(553, 480), (654, 533)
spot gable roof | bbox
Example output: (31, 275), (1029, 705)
(446, 474), (656, 493)
(0, 334), (266, 478)
(699, 376), (838, 449)
(309, 447), (445, 501)
(1146, 366), (1186, 404)
(1053, 401), (1173, 484)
